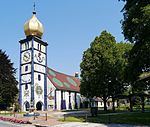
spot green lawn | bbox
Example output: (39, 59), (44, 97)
(60, 112), (150, 125)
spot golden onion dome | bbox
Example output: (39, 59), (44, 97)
(24, 12), (44, 38)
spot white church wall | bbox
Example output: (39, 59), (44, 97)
(64, 91), (69, 110)
(34, 64), (46, 73)
(47, 78), (55, 110)
(70, 92), (75, 109)
(21, 64), (31, 74)
(34, 72), (44, 109)
(56, 90), (61, 110)
(33, 41), (46, 53)
(76, 93), (81, 109)
(21, 83), (31, 111)
(21, 74), (31, 84)
(21, 41), (32, 51)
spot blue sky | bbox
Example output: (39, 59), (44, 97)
(0, 0), (125, 79)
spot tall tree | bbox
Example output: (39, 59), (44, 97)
(121, 0), (150, 43)
(111, 42), (133, 111)
(120, 0), (150, 88)
(120, 0), (150, 112)
(0, 50), (18, 109)
(80, 31), (131, 111)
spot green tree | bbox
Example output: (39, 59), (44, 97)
(120, 0), (150, 81)
(111, 42), (133, 111)
(121, 0), (150, 43)
(0, 50), (18, 110)
(120, 0), (150, 112)
(80, 31), (132, 111)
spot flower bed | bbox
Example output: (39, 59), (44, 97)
(0, 116), (32, 124)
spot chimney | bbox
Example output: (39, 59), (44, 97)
(75, 72), (79, 78)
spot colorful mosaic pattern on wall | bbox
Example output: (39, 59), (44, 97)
(47, 68), (80, 92)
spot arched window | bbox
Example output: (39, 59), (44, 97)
(37, 44), (41, 51)
(25, 65), (28, 71)
(38, 74), (41, 81)
(25, 84), (28, 90)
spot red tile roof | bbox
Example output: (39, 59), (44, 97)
(47, 67), (80, 92)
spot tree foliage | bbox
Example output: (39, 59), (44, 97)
(0, 50), (18, 109)
(121, 0), (150, 90)
(121, 0), (150, 43)
(80, 31), (132, 110)
(120, 0), (150, 112)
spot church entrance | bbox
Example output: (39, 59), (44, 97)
(36, 102), (42, 110)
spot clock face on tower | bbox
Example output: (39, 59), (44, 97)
(23, 51), (30, 62)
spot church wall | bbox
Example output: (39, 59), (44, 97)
(56, 91), (61, 110)
(76, 93), (81, 109)
(21, 64), (31, 74)
(21, 41), (32, 51)
(33, 41), (46, 53)
(21, 83), (31, 111)
(34, 72), (45, 110)
(46, 78), (81, 111)
(47, 78), (55, 110)
(34, 64), (46, 73)
(64, 91), (69, 110)
(70, 92), (75, 109)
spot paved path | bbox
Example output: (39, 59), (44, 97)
(0, 111), (149, 127)
(50, 122), (148, 127)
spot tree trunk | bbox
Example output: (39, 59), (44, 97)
(141, 96), (145, 113)
(103, 97), (107, 111)
(117, 99), (119, 108)
(129, 95), (133, 112)
(112, 96), (115, 112)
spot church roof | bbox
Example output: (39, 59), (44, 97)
(47, 67), (80, 92)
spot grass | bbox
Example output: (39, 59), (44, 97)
(60, 112), (150, 125)
(0, 111), (25, 115)
(61, 108), (89, 112)
(60, 116), (85, 122)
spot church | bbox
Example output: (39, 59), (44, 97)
(19, 11), (81, 112)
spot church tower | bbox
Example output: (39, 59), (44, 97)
(19, 11), (48, 111)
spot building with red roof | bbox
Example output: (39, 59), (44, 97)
(19, 11), (81, 111)
(47, 68), (80, 110)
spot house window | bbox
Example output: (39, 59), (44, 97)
(25, 84), (28, 90)
(25, 66), (28, 71)
(38, 74), (41, 81)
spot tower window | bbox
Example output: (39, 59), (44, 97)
(25, 84), (28, 90)
(25, 66), (28, 71)
(37, 44), (41, 51)
(25, 42), (29, 50)
(38, 74), (41, 81)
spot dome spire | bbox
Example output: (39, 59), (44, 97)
(24, 3), (44, 38)
(33, 2), (36, 12)
(32, 2), (36, 15)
